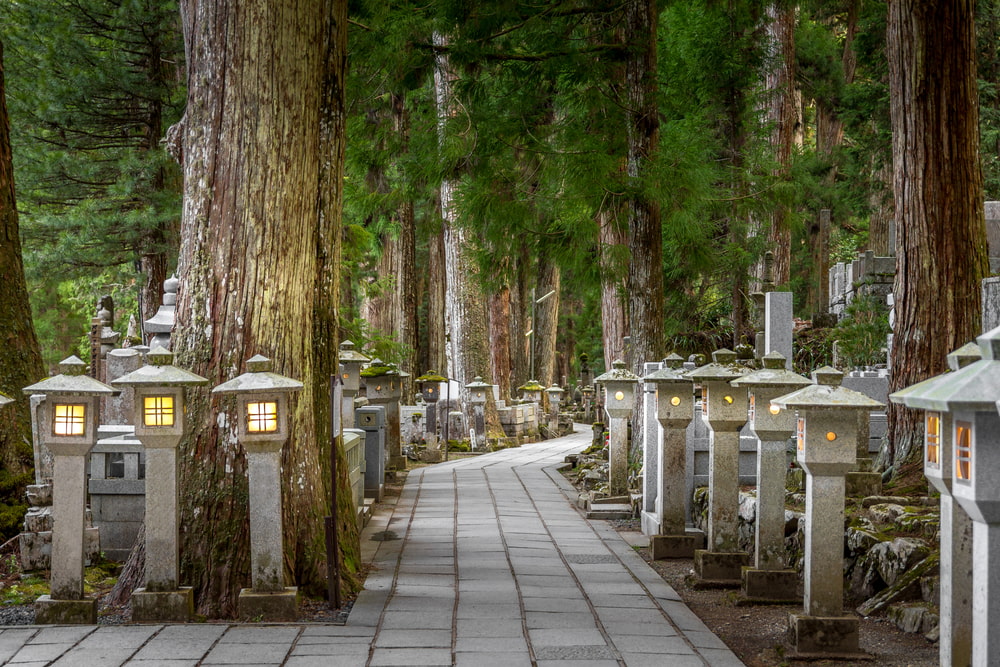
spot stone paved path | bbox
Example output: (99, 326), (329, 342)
(0, 426), (744, 666)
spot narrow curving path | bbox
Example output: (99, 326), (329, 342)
(0, 425), (745, 666)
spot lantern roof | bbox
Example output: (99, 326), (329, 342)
(948, 341), (982, 371)
(0, 392), (13, 407)
(772, 365), (884, 410)
(662, 352), (685, 369)
(212, 355), (303, 394)
(112, 347), (209, 388)
(465, 376), (492, 391)
(416, 370), (447, 383)
(643, 363), (691, 385)
(545, 384), (565, 395)
(360, 358), (399, 378)
(889, 342), (980, 409)
(731, 352), (811, 389)
(687, 349), (754, 382)
(888, 328), (1000, 412)
(519, 379), (545, 392)
(23, 356), (118, 396)
(338, 340), (370, 364)
(594, 359), (638, 384)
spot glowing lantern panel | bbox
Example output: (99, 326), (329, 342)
(955, 422), (972, 482)
(143, 395), (175, 427)
(53, 403), (86, 436)
(247, 401), (279, 433)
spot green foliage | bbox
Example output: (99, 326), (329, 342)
(339, 316), (413, 368)
(833, 293), (890, 370)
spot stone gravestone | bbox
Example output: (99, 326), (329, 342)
(764, 292), (793, 369)
(143, 275), (178, 350)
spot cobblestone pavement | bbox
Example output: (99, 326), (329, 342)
(0, 426), (744, 666)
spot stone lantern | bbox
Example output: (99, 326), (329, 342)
(465, 376), (491, 449)
(415, 370), (446, 447)
(338, 340), (369, 429)
(212, 355), (303, 621)
(889, 341), (979, 667)
(643, 354), (703, 558)
(111, 347), (208, 621)
(772, 366), (883, 656)
(362, 360), (404, 470)
(518, 379), (544, 404)
(23, 356), (117, 624)
(594, 359), (638, 497)
(545, 384), (565, 434)
(687, 348), (753, 583)
(731, 351), (811, 600)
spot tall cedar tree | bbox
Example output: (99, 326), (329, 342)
(887, 0), (988, 468)
(171, 0), (357, 616)
(0, 39), (45, 540)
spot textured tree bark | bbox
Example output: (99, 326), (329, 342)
(534, 259), (561, 388)
(172, 0), (354, 617)
(426, 220), (447, 375)
(624, 0), (664, 373)
(488, 289), (513, 401)
(598, 208), (628, 371)
(887, 0), (987, 469)
(0, 40), (45, 493)
(393, 93), (418, 401)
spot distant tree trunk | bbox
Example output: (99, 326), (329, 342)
(393, 93), (418, 400)
(510, 245), (530, 386)
(887, 0), (987, 470)
(172, 0), (355, 617)
(534, 258), (561, 387)
(488, 289), (513, 401)
(624, 0), (664, 372)
(0, 40), (45, 522)
(426, 219), (447, 374)
(598, 208), (628, 371)
(763, 3), (796, 288)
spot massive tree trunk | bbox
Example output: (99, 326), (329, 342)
(488, 288), (513, 401)
(426, 218), (447, 375)
(887, 0), (987, 469)
(624, 0), (664, 372)
(0, 40), (45, 525)
(598, 208), (628, 371)
(172, 0), (355, 617)
(534, 258), (561, 387)
(392, 93), (418, 401)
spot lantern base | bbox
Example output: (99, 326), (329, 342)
(34, 595), (97, 625)
(650, 529), (705, 559)
(789, 613), (862, 657)
(131, 586), (194, 622)
(740, 567), (799, 602)
(388, 455), (408, 471)
(845, 471), (882, 497)
(238, 587), (299, 622)
(693, 550), (750, 585)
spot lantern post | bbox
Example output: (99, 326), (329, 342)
(465, 376), (491, 449)
(594, 360), (638, 498)
(337, 340), (369, 429)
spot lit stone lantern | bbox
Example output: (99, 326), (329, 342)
(518, 379), (544, 404)
(581, 385), (595, 423)
(772, 366), (883, 656)
(731, 351), (811, 600)
(415, 370), (446, 447)
(363, 360), (404, 470)
(338, 340), (369, 429)
(23, 356), (117, 624)
(212, 355), (303, 621)
(111, 347), (208, 621)
(465, 376), (491, 449)
(889, 341), (979, 667)
(594, 360), (638, 497)
(643, 353), (703, 558)
(687, 348), (753, 583)
(545, 384), (565, 434)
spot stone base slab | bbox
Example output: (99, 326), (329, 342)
(387, 455), (407, 471)
(846, 471), (882, 497)
(693, 550), (750, 584)
(238, 587), (299, 622)
(741, 567), (799, 601)
(34, 595), (97, 624)
(650, 530), (705, 560)
(131, 587), (193, 623)
(789, 613), (862, 656)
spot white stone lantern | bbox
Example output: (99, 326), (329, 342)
(111, 347), (208, 622)
(415, 370), (446, 446)
(212, 354), (303, 621)
(889, 341), (979, 667)
(363, 360), (405, 470)
(731, 351), (811, 600)
(545, 384), (565, 433)
(581, 385), (595, 423)
(23, 355), (117, 624)
(338, 340), (369, 429)
(687, 348), (752, 582)
(594, 359), (638, 497)
(465, 376), (491, 449)
(643, 354), (702, 558)
(772, 366), (883, 656)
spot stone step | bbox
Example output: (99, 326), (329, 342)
(585, 503), (632, 520)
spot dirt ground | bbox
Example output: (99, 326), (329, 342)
(627, 534), (938, 667)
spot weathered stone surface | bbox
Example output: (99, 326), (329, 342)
(34, 595), (97, 624)
(888, 603), (939, 634)
(741, 567), (799, 601)
(132, 587), (194, 622)
(238, 587), (298, 622)
(693, 549), (749, 583)
(857, 554), (939, 617)
(789, 613), (860, 655)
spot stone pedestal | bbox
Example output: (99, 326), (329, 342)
(693, 550), (750, 582)
(34, 595), (97, 625)
(640, 369), (660, 518)
(608, 416), (628, 497)
(132, 587), (194, 622)
(357, 406), (386, 501)
(971, 521), (1000, 665)
(50, 454), (88, 601)
(940, 494), (973, 667)
(246, 447), (285, 593)
(789, 614), (860, 656)
(742, 438), (798, 601)
(650, 530), (704, 560)
(238, 587), (299, 622)
(742, 568), (797, 601)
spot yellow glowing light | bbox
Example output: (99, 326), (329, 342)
(723, 395), (734, 404)
(670, 396), (681, 406)
(341, 372), (349, 380)
(796, 418), (805, 452)
(375, 385), (383, 392)
(53, 403), (86, 436)
(247, 401), (279, 433)
(826, 431), (837, 441)
(143, 395), (175, 427)
(925, 413), (941, 466)
(427, 387), (435, 395)
(768, 404), (781, 415)
(956, 422), (972, 481)
(614, 391), (625, 401)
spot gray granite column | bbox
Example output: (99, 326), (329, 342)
(765, 292), (793, 369)
(641, 365), (660, 515)
(972, 520), (1000, 666)
(657, 427), (687, 535)
(144, 447), (179, 591)
(609, 416), (628, 497)
(707, 428), (739, 552)
(49, 454), (87, 600)
(941, 492), (973, 666)
(755, 437), (787, 571)
(246, 446), (284, 592)
(803, 473), (846, 616)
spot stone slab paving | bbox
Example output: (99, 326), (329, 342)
(0, 425), (743, 666)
